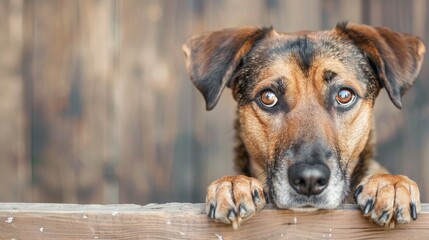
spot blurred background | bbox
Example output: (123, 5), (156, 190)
(0, 0), (428, 205)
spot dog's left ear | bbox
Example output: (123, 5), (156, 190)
(183, 27), (273, 110)
(335, 22), (425, 109)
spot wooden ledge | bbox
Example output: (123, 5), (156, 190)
(1, 203), (428, 239)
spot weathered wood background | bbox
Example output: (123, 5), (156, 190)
(0, 0), (428, 205)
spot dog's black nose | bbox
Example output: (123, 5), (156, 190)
(288, 163), (330, 196)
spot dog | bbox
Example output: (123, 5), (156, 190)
(182, 22), (425, 229)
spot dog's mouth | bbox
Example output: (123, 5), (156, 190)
(289, 206), (320, 212)
(272, 191), (342, 210)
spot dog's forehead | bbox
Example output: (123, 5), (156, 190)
(250, 30), (363, 68)
(241, 30), (372, 88)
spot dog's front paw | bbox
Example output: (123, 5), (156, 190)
(206, 175), (266, 229)
(354, 174), (421, 228)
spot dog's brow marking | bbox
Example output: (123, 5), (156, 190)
(270, 78), (286, 95)
(292, 36), (315, 75)
(323, 70), (337, 82)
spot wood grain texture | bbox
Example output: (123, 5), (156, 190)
(0, 203), (428, 239)
(0, 0), (29, 202)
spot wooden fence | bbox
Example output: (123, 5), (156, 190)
(0, 0), (428, 205)
(0, 203), (428, 239)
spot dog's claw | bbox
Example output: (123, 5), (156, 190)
(227, 208), (236, 219)
(239, 204), (247, 217)
(379, 210), (389, 223)
(411, 203), (417, 220)
(208, 203), (216, 219)
(395, 208), (404, 222)
(354, 185), (363, 202)
(363, 199), (373, 215)
(252, 189), (260, 203)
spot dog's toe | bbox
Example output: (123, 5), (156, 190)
(206, 175), (266, 229)
(355, 174), (421, 228)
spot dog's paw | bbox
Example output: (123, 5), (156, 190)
(206, 175), (266, 229)
(354, 174), (421, 228)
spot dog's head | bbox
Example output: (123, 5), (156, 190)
(183, 23), (425, 209)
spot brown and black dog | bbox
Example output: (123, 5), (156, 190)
(182, 22), (425, 229)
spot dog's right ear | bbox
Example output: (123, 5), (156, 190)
(335, 22), (425, 109)
(182, 27), (273, 110)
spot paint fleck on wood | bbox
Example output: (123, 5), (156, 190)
(5, 217), (13, 223)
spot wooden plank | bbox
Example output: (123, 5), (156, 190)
(0, 0), (30, 201)
(0, 203), (428, 239)
(27, 0), (117, 203)
(118, 0), (160, 203)
(71, 0), (118, 204)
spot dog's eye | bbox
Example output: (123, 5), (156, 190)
(260, 90), (278, 107)
(336, 88), (355, 106)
